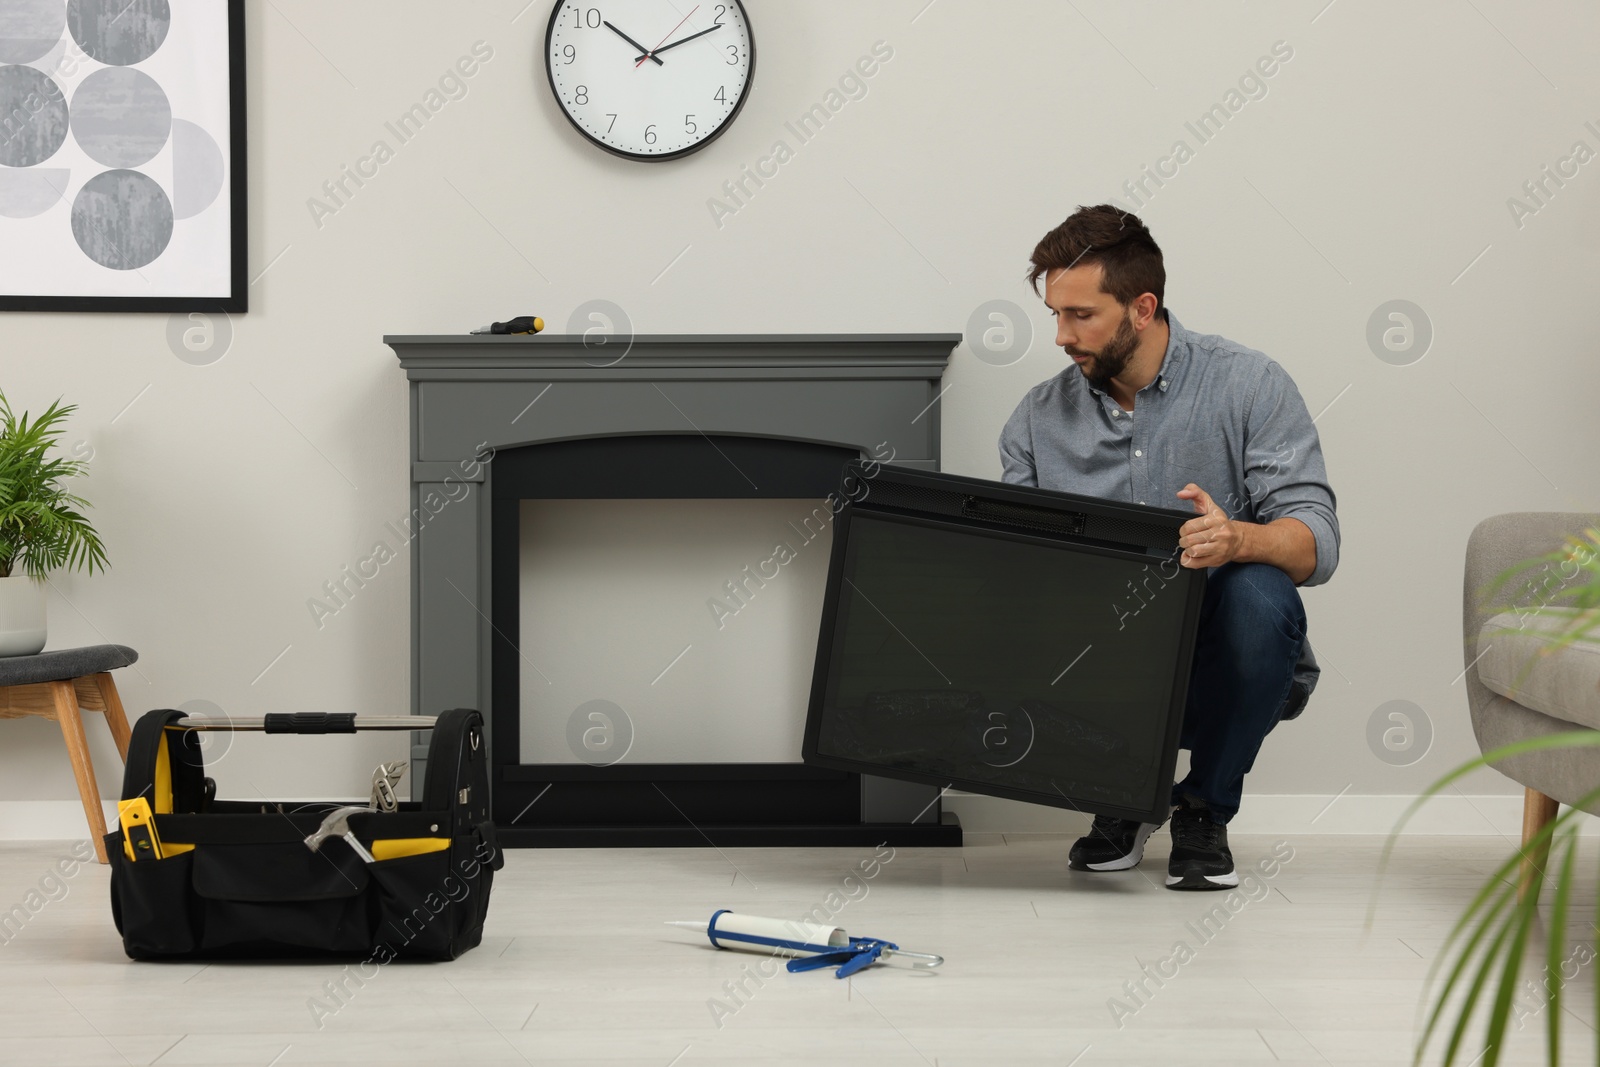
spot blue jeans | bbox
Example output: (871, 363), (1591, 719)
(1168, 562), (1306, 824)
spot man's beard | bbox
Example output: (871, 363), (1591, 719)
(1068, 312), (1138, 391)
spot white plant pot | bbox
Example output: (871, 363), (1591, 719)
(0, 576), (47, 656)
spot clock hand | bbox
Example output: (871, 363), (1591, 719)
(634, 3), (699, 68)
(603, 21), (664, 65)
(633, 23), (723, 63)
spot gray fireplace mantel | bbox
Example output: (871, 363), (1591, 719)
(387, 332), (961, 376)
(387, 332), (960, 829)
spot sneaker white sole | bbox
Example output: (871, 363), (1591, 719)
(1081, 821), (1158, 871)
(1164, 867), (1239, 889)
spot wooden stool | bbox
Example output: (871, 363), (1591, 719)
(0, 645), (138, 864)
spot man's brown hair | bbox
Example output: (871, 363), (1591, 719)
(1028, 204), (1166, 317)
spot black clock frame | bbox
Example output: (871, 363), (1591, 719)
(544, 0), (756, 162)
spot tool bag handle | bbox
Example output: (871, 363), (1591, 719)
(122, 711), (442, 813)
(121, 709), (210, 812)
(422, 708), (493, 830)
(173, 714), (439, 732)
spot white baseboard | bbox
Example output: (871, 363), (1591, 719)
(942, 791), (1597, 837)
(0, 794), (1585, 843)
(0, 801), (119, 842)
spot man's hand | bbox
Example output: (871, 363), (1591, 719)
(1176, 484), (1243, 569)
(1173, 483), (1319, 582)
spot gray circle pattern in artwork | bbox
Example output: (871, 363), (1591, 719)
(0, 167), (67, 217)
(0, 64), (68, 167)
(71, 169), (173, 270)
(171, 118), (224, 219)
(72, 66), (171, 168)
(66, 0), (169, 66)
(0, 0), (67, 64)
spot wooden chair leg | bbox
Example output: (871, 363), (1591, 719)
(51, 679), (108, 864)
(1518, 787), (1560, 903)
(93, 672), (131, 762)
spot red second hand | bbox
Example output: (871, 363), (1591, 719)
(635, 4), (699, 68)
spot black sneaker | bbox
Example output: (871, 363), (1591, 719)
(1069, 813), (1161, 871)
(1166, 799), (1237, 890)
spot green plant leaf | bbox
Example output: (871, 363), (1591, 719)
(1542, 827), (1579, 1064)
(1441, 914), (1518, 1065)
(1480, 833), (1548, 1066)
(0, 390), (107, 579)
(1374, 730), (1600, 926)
(1396, 765), (1600, 1066)
(1427, 528), (1600, 1065)
(1412, 873), (1518, 1065)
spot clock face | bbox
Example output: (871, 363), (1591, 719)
(545, 1), (755, 161)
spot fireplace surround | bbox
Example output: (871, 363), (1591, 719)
(388, 332), (963, 846)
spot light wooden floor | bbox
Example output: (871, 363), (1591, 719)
(0, 833), (1594, 1066)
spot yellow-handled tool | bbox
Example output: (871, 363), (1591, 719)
(118, 797), (163, 861)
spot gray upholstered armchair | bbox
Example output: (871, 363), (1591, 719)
(1464, 513), (1600, 883)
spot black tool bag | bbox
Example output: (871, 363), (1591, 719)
(106, 708), (502, 961)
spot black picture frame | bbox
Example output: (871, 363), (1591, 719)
(0, 0), (248, 313)
(544, 0), (756, 163)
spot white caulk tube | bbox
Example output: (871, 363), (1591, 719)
(665, 910), (943, 968)
(668, 911), (848, 956)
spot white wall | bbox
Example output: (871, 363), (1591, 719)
(3, 0), (1597, 828)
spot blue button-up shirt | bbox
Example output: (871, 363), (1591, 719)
(998, 310), (1340, 587)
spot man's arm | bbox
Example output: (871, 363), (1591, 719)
(998, 399), (1038, 486)
(1175, 485), (1317, 584)
(1175, 361), (1338, 586)
(1239, 361), (1339, 586)
(1238, 515), (1316, 585)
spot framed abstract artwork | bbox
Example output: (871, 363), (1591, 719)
(0, 0), (246, 312)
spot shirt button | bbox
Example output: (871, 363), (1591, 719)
(1160, 381), (1168, 391)
(1135, 450), (1143, 457)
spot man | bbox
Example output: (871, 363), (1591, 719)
(998, 204), (1338, 891)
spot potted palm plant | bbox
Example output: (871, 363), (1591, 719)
(1380, 527), (1600, 1066)
(0, 392), (108, 656)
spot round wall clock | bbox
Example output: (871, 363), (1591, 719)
(545, 1), (755, 162)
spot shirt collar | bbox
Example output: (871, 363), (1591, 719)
(1155, 309), (1187, 392)
(1078, 308), (1187, 398)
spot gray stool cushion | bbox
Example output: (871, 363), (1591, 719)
(0, 644), (139, 687)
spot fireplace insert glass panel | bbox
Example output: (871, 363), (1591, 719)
(803, 465), (1206, 824)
